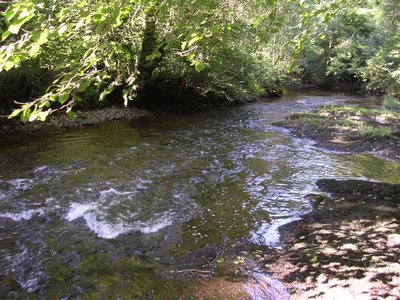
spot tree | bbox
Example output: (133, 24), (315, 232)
(0, 0), (283, 121)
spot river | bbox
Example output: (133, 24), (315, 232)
(0, 90), (399, 298)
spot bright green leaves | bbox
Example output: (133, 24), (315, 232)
(194, 61), (205, 72)
(0, 1), (47, 72)
(188, 34), (203, 47)
(7, 6), (36, 34)
(2, 1), (37, 36)
(9, 104), (50, 123)
(181, 32), (206, 51)
(4, 6), (20, 22)
(58, 92), (70, 105)
(29, 110), (51, 122)
(1, 0), (140, 121)
(1, 30), (12, 41)
(180, 40), (187, 51)
(9, 15), (32, 34)
(0, 0), (307, 122)
(32, 30), (49, 44)
(21, 108), (32, 123)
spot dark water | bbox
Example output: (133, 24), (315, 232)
(0, 91), (399, 298)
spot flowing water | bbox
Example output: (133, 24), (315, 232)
(0, 90), (399, 298)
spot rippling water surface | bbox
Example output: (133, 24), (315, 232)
(0, 91), (399, 298)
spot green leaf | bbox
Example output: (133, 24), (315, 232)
(72, 94), (83, 103)
(310, 256), (319, 263)
(67, 111), (76, 119)
(32, 30), (49, 45)
(36, 110), (51, 121)
(187, 53), (195, 61)
(267, 0), (275, 6)
(9, 108), (22, 119)
(312, 262), (320, 268)
(3, 61), (15, 71)
(181, 41), (187, 50)
(92, 13), (104, 23)
(39, 101), (51, 109)
(146, 51), (162, 61)
(1, 30), (11, 41)
(188, 35), (202, 47)
(270, 27), (280, 34)
(99, 84), (115, 101)
(21, 108), (32, 123)
(78, 80), (91, 92)
(9, 15), (33, 34)
(5, 6), (19, 22)
(29, 43), (41, 58)
(194, 61), (205, 72)
(59, 93), (70, 104)
(9, 23), (23, 35)
(95, 22), (106, 34)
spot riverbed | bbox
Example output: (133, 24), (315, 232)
(0, 90), (399, 298)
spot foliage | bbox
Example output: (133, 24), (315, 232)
(0, 0), (283, 121)
(0, 0), (399, 121)
(382, 96), (400, 108)
(294, 0), (400, 95)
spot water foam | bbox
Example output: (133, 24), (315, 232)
(7, 178), (32, 191)
(65, 203), (97, 221)
(99, 188), (133, 198)
(83, 212), (173, 239)
(65, 201), (175, 239)
(135, 214), (174, 234)
(0, 208), (45, 221)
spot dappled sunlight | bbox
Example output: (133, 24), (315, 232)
(265, 179), (400, 299)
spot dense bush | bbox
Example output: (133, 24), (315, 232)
(295, 1), (399, 100)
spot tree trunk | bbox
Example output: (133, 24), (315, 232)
(136, 9), (165, 106)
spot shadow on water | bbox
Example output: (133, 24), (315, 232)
(0, 91), (399, 298)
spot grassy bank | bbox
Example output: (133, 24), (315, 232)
(275, 103), (400, 161)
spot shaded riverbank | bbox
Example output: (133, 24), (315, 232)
(270, 179), (400, 299)
(0, 107), (152, 135)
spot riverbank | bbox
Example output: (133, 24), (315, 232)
(181, 179), (400, 299)
(270, 179), (400, 299)
(274, 105), (400, 162)
(0, 106), (152, 135)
